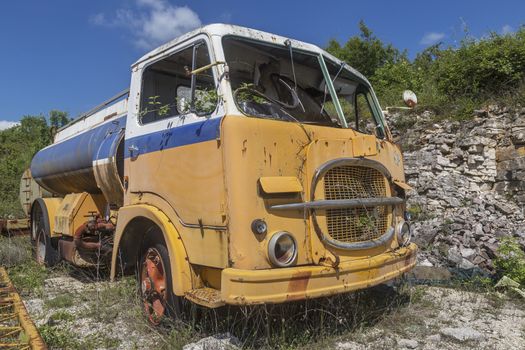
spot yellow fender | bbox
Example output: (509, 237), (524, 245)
(110, 204), (193, 296)
(31, 197), (63, 239)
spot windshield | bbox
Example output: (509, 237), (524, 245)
(222, 36), (387, 137)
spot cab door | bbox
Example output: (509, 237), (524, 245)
(124, 35), (227, 228)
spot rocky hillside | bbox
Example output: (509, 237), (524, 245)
(389, 105), (525, 272)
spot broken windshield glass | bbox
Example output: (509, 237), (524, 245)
(222, 36), (388, 137)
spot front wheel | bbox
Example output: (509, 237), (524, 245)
(138, 229), (181, 325)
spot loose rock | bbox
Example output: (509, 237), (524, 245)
(397, 338), (418, 348)
(390, 106), (525, 271)
(183, 333), (241, 350)
(440, 327), (483, 342)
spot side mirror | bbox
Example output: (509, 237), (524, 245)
(403, 90), (418, 108)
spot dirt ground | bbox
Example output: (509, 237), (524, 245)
(17, 272), (525, 349)
(330, 286), (525, 350)
(2, 236), (524, 349)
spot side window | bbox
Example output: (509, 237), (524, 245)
(140, 41), (216, 124)
(355, 92), (375, 135)
(347, 86), (385, 138)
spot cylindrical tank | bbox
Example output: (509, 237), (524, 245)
(30, 116), (126, 205)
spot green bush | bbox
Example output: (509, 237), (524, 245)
(0, 116), (53, 217)
(327, 23), (525, 117)
(0, 110), (70, 218)
(494, 237), (525, 286)
(433, 30), (525, 98)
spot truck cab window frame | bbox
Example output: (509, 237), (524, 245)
(222, 36), (389, 138)
(352, 86), (385, 138)
(139, 40), (217, 125)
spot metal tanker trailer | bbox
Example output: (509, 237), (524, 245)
(31, 91), (128, 205)
(28, 24), (417, 325)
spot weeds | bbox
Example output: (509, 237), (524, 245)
(39, 325), (121, 350)
(45, 293), (75, 309)
(6, 235), (522, 349)
(38, 325), (86, 349)
(406, 203), (435, 221)
(49, 310), (75, 322)
(453, 276), (494, 293)
(494, 237), (525, 286)
(0, 235), (32, 267)
(158, 284), (415, 349)
(8, 259), (48, 294)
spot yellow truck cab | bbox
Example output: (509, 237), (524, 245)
(29, 24), (416, 324)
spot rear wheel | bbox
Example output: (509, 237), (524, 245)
(138, 228), (181, 325)
(31, 201), (60, 267)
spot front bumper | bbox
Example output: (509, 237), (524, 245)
(221, 243), (417, 305)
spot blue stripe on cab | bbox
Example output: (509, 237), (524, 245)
(30, 115), (222, 195)
(124, 117), (222, 158)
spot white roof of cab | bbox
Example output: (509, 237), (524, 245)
(132, 23), (368, 84)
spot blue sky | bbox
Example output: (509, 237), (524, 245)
(0, 0), (523, 128)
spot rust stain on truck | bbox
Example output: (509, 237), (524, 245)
(27, 24), (417, 324)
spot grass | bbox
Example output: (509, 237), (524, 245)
(1, 235), (46, 293)
(0, 239), (448, 349)
(38, 325), (122, 350)
(8, 258), (49, 295)
(0, 235), (33, 267)
(49, 310), (75, 322)
(45, 293), (75, 309)
(80, 279), (146, 323)
(38, 325), (86, 349)
(155, 283), (418, 349)
(4, 235), (524, 349)
(65, 273), (428, 349)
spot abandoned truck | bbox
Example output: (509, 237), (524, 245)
(29, 24), (417, 324)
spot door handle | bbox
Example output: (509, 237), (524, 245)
(128, 145), (140, 160)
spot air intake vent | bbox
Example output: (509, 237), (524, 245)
(323, 166), (389, 243)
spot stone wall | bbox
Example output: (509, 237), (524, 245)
(389, 106), (525, 271)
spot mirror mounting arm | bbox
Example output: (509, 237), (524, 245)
(186, 61), (226, 76)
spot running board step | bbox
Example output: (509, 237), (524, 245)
(185, 287), (225, 308)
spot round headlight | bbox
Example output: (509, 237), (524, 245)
(396, 220), (411, 246)
(268, 232), (297, 267)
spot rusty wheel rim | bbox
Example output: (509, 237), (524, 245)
(141, 248), (167, 325)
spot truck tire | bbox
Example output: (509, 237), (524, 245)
(138, 227), (182, 325)
(32, 200), (60, 267)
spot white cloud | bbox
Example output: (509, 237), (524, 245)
(420, 32), (445, 46)
(501, 24), (513, 35)
(89, 13), (106, 26)
(0, 120), (19, 131)
(90, 0), (202, 50)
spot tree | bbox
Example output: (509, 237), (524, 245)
(49, 110), (71, 128)
(326, 20), (403, 77)
(0, 111), (66, 217)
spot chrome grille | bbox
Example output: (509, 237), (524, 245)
(323, 166), (389, 243)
